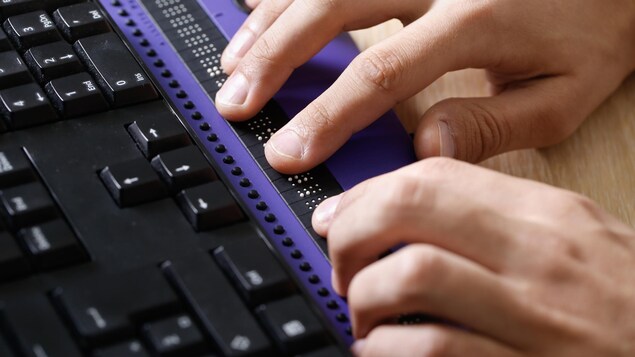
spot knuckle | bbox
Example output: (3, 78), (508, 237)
(465, 100), (511, 162)
(353, 48), (404, 93)
(307, 0), (341, 13)
(394, 246), (445, 299)
(300, 101), (338, 135)
(247, 34), (283, 68)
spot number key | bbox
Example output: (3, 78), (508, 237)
(24, 41), (83, 83)
(0, 82), (57, 129)
(3, 11), (62, 51)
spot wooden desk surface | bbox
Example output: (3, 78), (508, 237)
(351, 21), (635, 226)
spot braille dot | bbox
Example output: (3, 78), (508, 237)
(273, 225), (285, 234)
(140, 39), (149, 47)
(256, 201), (268, 211)
(111, 0), (121, 6)
(299, 262), (311, 271)
(317, 287), (329, 296)
(184, 101), (194, 109)
(169, 80), (180, 88)
(282, 237), (293, 246)
(265, 213), (276, 223)
(125, 19), (135, 26)
(345, 326), (352, 335)
(132, 29), (142, 36)
(224, 156), (235, 165)
(118, 9), (128, 16)
(326, 300), (339, 309)
(290, 250), (302, 259)
(215, 144), (226, 153)
(248, 190), (259, 199)
(199, 122), (210, 131)
(231, 167), (242, 176)
(336, 313), (348, 322)
(191, 111), (202, 120)
(146, 49), (157, 57)
(154, 59), (164, 67)
(207, 133), (218, 142)
(161, 70), (172, 78)
(308, 275), (320, 284)
(176, 90), (187, 98)
(239, 178), (250, 187)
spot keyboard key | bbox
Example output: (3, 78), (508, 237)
(151, 146), (217, 192)
(0, 0), (42, 21)
(177, 182), (244, 231)
(93, 340), (150, 357)
(127, 117), (191, 158)
(162, 259), (274, 356)
(256, 296), (329, 355)
(0, 231), (29, 281)
(0, 83), (57, 129)
(17, 219), (86, 270)
(142, 315), (206, 356)
(53, 3), (111, 42)
(1, 294), (83, 357)
(24, 41), (83, 83)
(52, 267), (181, 346)
(0, 50), (32, 90)
(45, 72), (108, 118)
(3, 11), (62, 50)
(0, 147), (36, 188)
(100, 158), (168, 207)
(74, 33), (158, 107)
(0, 28), (11, 51)
(214, 235), (294, 304)
(0, 182), (57, 228)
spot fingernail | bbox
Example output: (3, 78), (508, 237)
(351, 339), (366, 356)
(437, 121), (455, 158)
(268, 129), (305, 160)
(313, 195), (342, 227)
(224, 29), (256, 60)
(216, 71), (249, 107)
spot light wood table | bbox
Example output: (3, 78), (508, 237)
(351, 21), (635, 226)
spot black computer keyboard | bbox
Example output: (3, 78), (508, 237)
(0, 1), (350, 356)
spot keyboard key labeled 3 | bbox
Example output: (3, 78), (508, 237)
(100, 158), (167, 207)
(177, 182), (244, 231)
(74, 33), (157, 107)
(3, 10), (62, 50)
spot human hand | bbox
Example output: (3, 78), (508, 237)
(311, 158), (635, 356)
(215, 0), (635, 174)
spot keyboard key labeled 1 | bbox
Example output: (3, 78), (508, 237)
(74, 33), (158, 107)
(0, 83), (57, 129)
(100, 158), (168, 207)
(0, 182), (57, 228)
(177, 182), (244, 231)
(256, 296), (329, 355)
(46, 72), (108, 118)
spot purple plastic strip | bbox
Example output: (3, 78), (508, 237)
(99, 0), (415, 349)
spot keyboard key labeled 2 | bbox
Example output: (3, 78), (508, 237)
(74, 33), (157, 107)
(100, 158), (167, 207)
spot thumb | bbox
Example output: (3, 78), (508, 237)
(414, 76), (585, 163)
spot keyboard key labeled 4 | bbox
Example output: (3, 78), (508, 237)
(0, 82), (57, 129)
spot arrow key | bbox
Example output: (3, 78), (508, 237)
(24, 41), (83, 83)
(151, 146), (217, 193)
(127, 116), (191, 158)
(100, 158), (168, 207)
(177, 182), (244, 231)
(46, 72), (108, 118)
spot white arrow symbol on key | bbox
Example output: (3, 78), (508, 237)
(149, 128), (158, 138)
(175, 165), (190, 172)
(198, 199), (208, 209)
(124, 177), (139, 185)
